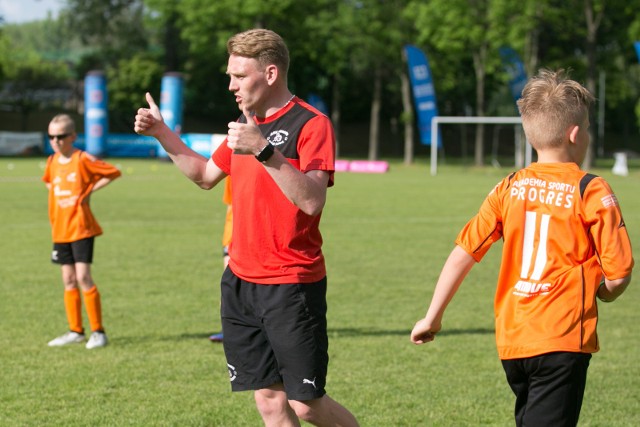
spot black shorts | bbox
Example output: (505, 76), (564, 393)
(220, 267), (328, 401)
(51, 237), (95, 265)
(502, 352), (591, 427)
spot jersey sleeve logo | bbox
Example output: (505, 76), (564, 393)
(600, 194), (618, 208)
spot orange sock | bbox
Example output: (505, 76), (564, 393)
(64, 288), (83, 333)
(83, 285), (103, 332)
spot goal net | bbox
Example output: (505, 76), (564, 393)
(429, 116), (532, 175)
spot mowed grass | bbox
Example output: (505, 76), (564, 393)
(0, 156), (638, 426)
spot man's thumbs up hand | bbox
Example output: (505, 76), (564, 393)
(227, 107), (267, 155)
(134, 92), (165, 136)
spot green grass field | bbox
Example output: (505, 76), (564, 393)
(1, 157), (638, 426)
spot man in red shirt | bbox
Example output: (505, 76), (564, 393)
(411, 69), (633, 426)
(135, 29), (358, 427)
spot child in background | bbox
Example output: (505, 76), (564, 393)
(411, 69), (633, 426)
(43, 114), (121, 349)
(209, 177), (232, 343)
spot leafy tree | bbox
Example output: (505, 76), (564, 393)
(176, 0), (332, 129)
(299, 0), (361, 156)
(0, 24), (8, 83)
(408, 0), (504, 166)
(3, 0), (640, 160)
(144, 0), (188, 72)
(0, 49), (71, 129)
(61, 0), (147, 70)
(106, 54), (163, 130)
(347, 0), (412, 161)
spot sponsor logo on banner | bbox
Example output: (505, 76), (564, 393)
(499, 46), (528, 104)
(403, 45), (440, 147)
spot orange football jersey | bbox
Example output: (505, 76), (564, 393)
(456, 162), (633, 359)
(43, 150), (121, 243)
(221, 177), (232, 247)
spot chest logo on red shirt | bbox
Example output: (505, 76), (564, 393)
(267, 130), (289, 146)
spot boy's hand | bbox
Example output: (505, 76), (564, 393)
(134, 92), (165, 137)
(410, 318), (442, 344)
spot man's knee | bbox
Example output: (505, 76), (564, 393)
(289, 398), (322, 423)
(254, 387), (289, 418)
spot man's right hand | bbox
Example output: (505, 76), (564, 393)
(134, 92), (165, 137)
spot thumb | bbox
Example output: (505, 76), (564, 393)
(145, 92), (159, 110)
(242, 106), (256, 125)
(145, 92), (163, 121)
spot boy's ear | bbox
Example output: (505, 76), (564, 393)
(568, 125), (580, 144)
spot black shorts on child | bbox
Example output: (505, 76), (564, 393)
(51, 237), (95, 264)
(501, 351), (591, 427)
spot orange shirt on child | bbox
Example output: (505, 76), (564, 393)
(43, 150), (121, 243)
(456, 162), (633, 360)
(222, 177), (233, 248)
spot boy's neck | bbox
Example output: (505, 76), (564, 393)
(57, 148), (76, 163)
(535, 149), (579, 165)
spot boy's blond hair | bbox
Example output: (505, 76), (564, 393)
(49, 114), (76, 133)
(517, 69), (594, 150)
(227, 29), (289, 78)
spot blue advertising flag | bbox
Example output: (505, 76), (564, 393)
(158, 72), (184, 158)
(635, 41), (640, 63)
(84, 71), (108, 157)
(499, 46), (527, 104)
(404, 45), (440, 147)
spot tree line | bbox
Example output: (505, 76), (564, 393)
(1, 0), (639, 166)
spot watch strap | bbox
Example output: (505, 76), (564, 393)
(255, 143), (274, 162)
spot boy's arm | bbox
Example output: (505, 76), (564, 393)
(583, 178), (634, 303)
(411, 245), (476, 345)
(92, 177), (116, 193)
(597, 275), (632, 302)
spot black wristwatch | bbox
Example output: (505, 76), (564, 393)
(255, 142), (274, 162)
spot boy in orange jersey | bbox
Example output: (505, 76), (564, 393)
(411, 69), (633, 427)
(209, 177), (232, 342)
(42, 114), (121, 349)
(221, 176), (233, 270)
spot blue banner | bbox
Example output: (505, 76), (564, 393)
(635, 41), (640, 63)
(107, 134), (158, 157)
(182, 133), (225, 158)
(84, 71), (108, 157)
(404, 45), (440, 147)
(44, 134), (157, 157)
(499, 47), (528, 104)
(44, 133), (228, 159)
(158, 72), (184, 158)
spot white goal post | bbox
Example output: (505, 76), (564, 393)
(430, 116), (532, 176)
